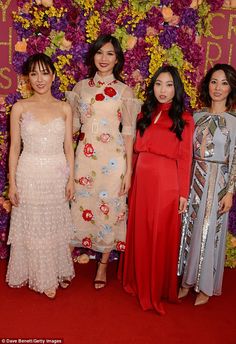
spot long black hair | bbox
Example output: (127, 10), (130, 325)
(86, 34), (124, 82)
(22, 53), (56, 76)
(137, 65), (186, 140)
(199, 63), (236, 110)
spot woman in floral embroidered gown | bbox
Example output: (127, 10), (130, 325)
(7, 53), (75, 298)
(123, 66), (194, 315)
(66, 35), (140, 289)
(178, 64), (236, 306)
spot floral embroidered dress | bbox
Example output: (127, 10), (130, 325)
(178, 110), (236, 296)
(66, 73), (140, 253)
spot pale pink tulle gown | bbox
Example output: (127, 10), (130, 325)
(6, 112), (75, 293)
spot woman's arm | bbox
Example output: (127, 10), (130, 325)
(63, 102), (75, 201)
(219, 125), (236, 214)
(177, 113), (194, 213)
(8, 102), (22, 206)
(119, 135), (133, 196)
(119, 86), (141, 196)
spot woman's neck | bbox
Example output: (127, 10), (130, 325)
(31, 92), (55, 103)
(209, 101), (227, 114)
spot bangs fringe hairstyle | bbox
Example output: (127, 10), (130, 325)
(199, 63), (236, 110)
(86, 34), (124, 82)
(22, 53), (56, 76)
(137, 65), (186, 140)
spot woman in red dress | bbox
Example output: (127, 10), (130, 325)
(123, 65), (194, 314)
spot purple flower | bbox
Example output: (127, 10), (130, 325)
(229, 195), (236, 236)
(160, 0), (173, 5)
(180, 8), (199, 30)
(5, 92), (22, 106)
(159, 26), (178, 49)
(12, 52), (29, 74)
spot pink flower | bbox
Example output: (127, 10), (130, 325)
(100, 133), (111, 143)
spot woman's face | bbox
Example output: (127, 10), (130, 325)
(209, 69), (231, 105)
(154, 72), (175, 103)
(94, 42), (117, 77)
(28, 62), (54, 94)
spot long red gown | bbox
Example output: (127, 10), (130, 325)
(123, 102), (194, 314)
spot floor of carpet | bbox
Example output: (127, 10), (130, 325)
(0, 259), (235, 344)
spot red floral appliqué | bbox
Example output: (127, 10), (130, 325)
(84, 143), (94, 157)
(88, 79), (95, 87)
(104, 87), (117, 97)
(82, 209), (93, 221)
(116, 241), (126, 251)
(82, 237), (92, 248)
(100, 203), (109, 215)
(95, 93), (105, 101)
(79, 176), (93, 187)
(117, 109), (122, 121)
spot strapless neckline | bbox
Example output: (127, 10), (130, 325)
(21, 112), (65, 126)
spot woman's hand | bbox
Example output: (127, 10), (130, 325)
(9, 184), (19, 207)
(219, 192), (233, 214)
(66, 179), (75, 201)
(178, 196), (187, 214)
(119, 170), (132, 196)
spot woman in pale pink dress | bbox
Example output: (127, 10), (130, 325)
(7, 53), (75, 298)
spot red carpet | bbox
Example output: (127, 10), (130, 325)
(0, 259), (235, 344)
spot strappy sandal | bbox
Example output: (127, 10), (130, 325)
(94, 260), (108, 290)
(59, 280), (71, 289)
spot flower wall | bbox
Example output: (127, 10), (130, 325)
(2, 0), (236, 264)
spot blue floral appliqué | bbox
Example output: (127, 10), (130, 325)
(99, 191), (108, 199)
(101, 166), (110, 175)
(108, 158), (118, 169)
(98, 224), (112, 239)
(100, 118), (109, 126)
(77, 190), (91, 198)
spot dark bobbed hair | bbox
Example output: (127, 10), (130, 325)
(137, 65), (186, 140)
(86, 34), (124, 82)
(200, 63), (236, 110)
(22, 53), (56, 76)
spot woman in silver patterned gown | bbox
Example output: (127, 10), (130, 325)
(178, 64), (236, 306)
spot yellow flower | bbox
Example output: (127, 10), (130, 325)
(18, 75), (32, 99)
(15, 40), (27, 53)
(85, 11), (101, 43)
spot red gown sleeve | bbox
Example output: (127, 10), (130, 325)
(177, 112), (194, 198)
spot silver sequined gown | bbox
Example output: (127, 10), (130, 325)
(6, 112), (75, 293)
(178, 110), (236, 296)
